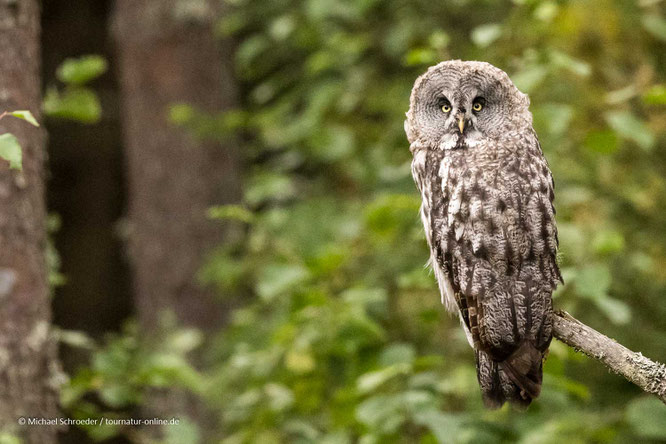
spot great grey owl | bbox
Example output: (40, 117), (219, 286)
(405, 60), (561, 409)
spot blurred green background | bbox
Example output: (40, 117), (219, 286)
(55, 0), (666, 443)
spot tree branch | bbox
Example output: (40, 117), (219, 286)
(552, 310), (666, 404)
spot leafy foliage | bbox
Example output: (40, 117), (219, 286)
(43, 55), (106, 123)
(0, 110), (39, 170)
(0, 134), (23, 170)
(206, 0), (666, 442)
(65, 0), (666, 442)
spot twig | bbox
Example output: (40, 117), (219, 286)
(552, 310), (666, 404)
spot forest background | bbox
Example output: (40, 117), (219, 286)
(0, 0), (665, 443)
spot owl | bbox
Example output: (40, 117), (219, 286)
(405, 60), (561, 409)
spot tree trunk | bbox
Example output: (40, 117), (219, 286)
(0, 2), (60, 443)
(111, 0), (241, 435)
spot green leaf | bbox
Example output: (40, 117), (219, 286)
(534, 1), (558, 22)
(511, 65), (548, 93)
(404, 48), (438, 66)
(285, 349), (316, 374)
(470, 24), (502, 48)
(99, 383), (136, 408)
(550, 50), (591, 77)
(584, 130), (618, 154)
(0, 133), (22, 170)
(592, 229), (625, 255)
(574, 264), (611, 300)
(605, 110), (655, 151)
(627, 397), (666, 439)
(167, 329), (203, 353)
(169, 103), (196, 124)
(428, 30), (450, 49)
(0, 433), (22, 444)
(265, 383), (294, 411)
(57, 329), (96, 350)
(574, 264), (630, 324)
(379, 343), (416, 366)
(642, 14), (666, 42)
(533, 103), (574, 135)
(605, 85), (638, 105)
(207, 205), (254, 223)
(56, 55), (108, 85)
(256, 264), (309, 301)
(355, 394), (405, 434)
(43, 87), (102, 123)
(9, 110), (39, 127)
(594, 296), (631, 325)
(165, 417), (202, 444)
(245, 172), (296, 205)
(356, 363), (410, 394)
(643, 84), (666, 105)
(412, 410), (464, 444)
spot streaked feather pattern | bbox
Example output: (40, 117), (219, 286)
(406, 61), (561, 408)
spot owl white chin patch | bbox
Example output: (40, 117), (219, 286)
(463, 130), (483, 147)
(439, 134), (459, 150)
(439, 131), (484, 150)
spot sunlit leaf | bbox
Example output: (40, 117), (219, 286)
(643, 84), (666, 105)
(265, 383), (294, 411)
(43, 86), (102, 123)
(429, 30), (450, 49)
(642, 14), (666, 41)
(256, 264), (309, 301)
(550, 50), (591, 76)
(207, 205), (254, 223)
(592, 229), (625, 255)
(9, 110), (39, 127)
(404, 48), (438, 66)
(574, 264), (611, 300)
(605, 110), (655, 151)
(533, 103), (573, 135)
(285, 349), (316, 374)
(584, 130), (618, 154)
(245, 172), (296, 205)
(356, 364), (409, 394)
(595, 296), (631, 325)
(379, 343), (416, 366)
(57, 329), (96, 350)
(356, 394), (405, 434)
(0, 433), (23, 444)
(56, 55), (108, 85)
(534, 1), (558, 22)
(511, 65), (548, 93)
(470, 24), (502, 48)
(0, 133), (22, 170)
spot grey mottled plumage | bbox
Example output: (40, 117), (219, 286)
(405, 60), (561, 409)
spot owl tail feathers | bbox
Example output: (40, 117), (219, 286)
(475, 342), (544, 410)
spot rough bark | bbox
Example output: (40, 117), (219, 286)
(0, 1), (61, 443)
(111, 0), (241, 436)
(553, 311), (666, 404)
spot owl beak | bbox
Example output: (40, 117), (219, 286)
(457, 114), (466, 134)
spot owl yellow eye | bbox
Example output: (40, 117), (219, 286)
(473, 102), (483, 112)
(442, 104), (451, 113)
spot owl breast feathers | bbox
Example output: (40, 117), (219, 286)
(405, 60), (562, 409)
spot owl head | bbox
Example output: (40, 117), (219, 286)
(405, 60), (531, 147)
